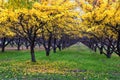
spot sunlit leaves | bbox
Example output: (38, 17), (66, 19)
(0, 0), (80, 40)
(79, 0), (120, 39)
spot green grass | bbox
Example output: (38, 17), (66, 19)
(0, 44), (120, 80)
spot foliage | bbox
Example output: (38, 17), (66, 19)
(0, 0), (80, 61)
(75, 0), (120, 57)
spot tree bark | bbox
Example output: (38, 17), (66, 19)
(53, 38), (56, 53)
(1, 37), (6, 52)
(30, 43), (36, 62)
(2, 46), (5, 52)
(46, 48), (50, 56)
(57, 39), (62, 51)
(25, 41), (29, 49)
(117, 31), (120, 55)
(1, 37), (12, 52)
(17, 44), (21, 51)
(106, 52), (111, 58)
(45, 33), (52, 56)
(99, 45), (103, 54)
(106, 45), (111, 58)
(17, 37), (21, 51)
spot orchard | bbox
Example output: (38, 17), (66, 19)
(0, 0), (120, 79)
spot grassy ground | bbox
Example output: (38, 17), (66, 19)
(0, 43), (120, 80)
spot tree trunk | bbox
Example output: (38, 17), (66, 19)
(94, 44), (97, 52)
(2, 46), (5, 52)
(30, 44), (36, 62)
(53, 47), (56, 53)
(1, 37), (6, 52)
(26, 46), (29, 49)
(45, 33), (52, 56)
(99, 44), (104, 54)
(46, 48), (50, 56)
(17, 44), (20, 50)
(106, 52), (111, 58)
(100, 47), (103, 54)
(1, 37), (12, 52)
(62, 41), (65, 49)
(25, 41), (29, 49)
(17, 38), (21, 51)
(117, 31), (120, 54)
(57, 39), (62, 51)
(57, 45), (61, 51)
(106, 45), (111, 58)
(53, 38), (56, 53)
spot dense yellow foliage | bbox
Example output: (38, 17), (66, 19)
(78, 0), (120, 39)
(0, 0), (80, 39)
(1, 0), (119, 40)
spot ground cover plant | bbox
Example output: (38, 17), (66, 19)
(0, 44), (120, 80)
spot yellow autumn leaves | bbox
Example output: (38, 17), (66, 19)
(80, 0), (120, 38)
(1, 0), (119, 39)
(0, 0), (80, 39)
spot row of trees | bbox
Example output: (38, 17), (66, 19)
(0, 0), (120, 62)
(0, 0), (80, 62)
(76, 0), (120, 58)
(0, 35), (79, 53)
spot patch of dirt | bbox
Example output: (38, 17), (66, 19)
(0, 45), (45, 51)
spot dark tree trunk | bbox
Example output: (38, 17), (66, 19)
(57, 45), (61, 51)
(106, 45), (111, 58)
(62, 38), (66, 49)
(2, 46), (5, 52)
(62, 43), (65, 49)
(53, 46), (56, 53)
(117, 31), (120, 55)
(1, 37), (6, 52)
(93, 44), (97, 52)
(42, 32), (52, 56)
(45, 33), (52, 56)
(26, 46), (29, 49)
(57, 39), (62, 51)
(1, 37), (12, 52)
(25, 41), (29, 49)
(17, 38), (21, 51)
(30, 43), (36, 62)
(100, 45), (103, 54)
(17, 44), (20, 50)
(53, 38), (56, 53)
(106, 52), (111, 58)
(46, 48), (50, 56)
